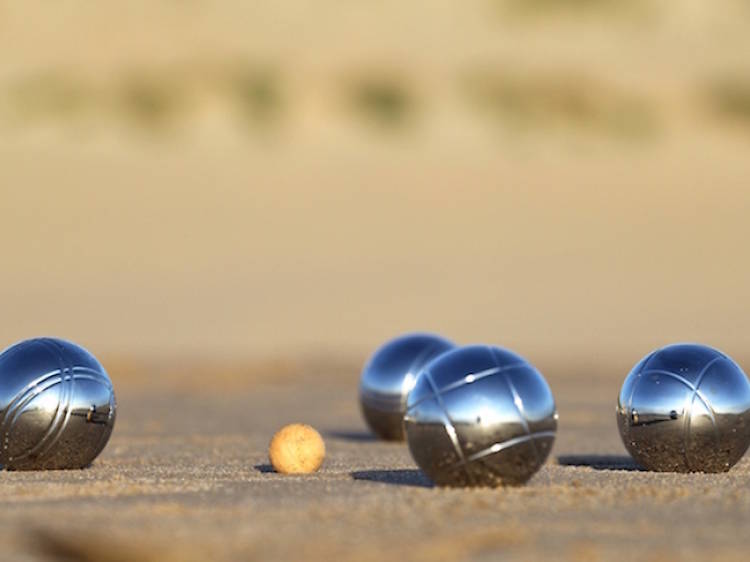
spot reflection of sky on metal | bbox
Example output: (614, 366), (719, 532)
(360, 334), (454, 400)
(31, 382), (62, 414)
(618, 344), (750, 472)
(405, 344), (556, 486)
(474, 403), (502, 427)
(400, 371), (417, 397)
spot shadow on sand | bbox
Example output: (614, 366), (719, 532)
(324, 430), (378, 443)
(351, 469), (432, 488)
(557, 454), (643, 471)
(254, 463), (276, 473)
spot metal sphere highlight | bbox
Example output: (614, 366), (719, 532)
(359, 333), (455, 440)
(404, 345), (557, 487)
(617, 343), (750, 473)
(0, 338), (117, 470)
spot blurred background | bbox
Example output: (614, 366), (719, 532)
(2, 0), (750, 366)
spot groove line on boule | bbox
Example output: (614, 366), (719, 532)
(5, 339), (69, 464)
(489, 346), (542, 467)
(683, 356), (723, 470)
(639, 369), (719, 434)
(20, 339), (72, 464)
(457, 431), (557, 465)
(405, 363), (527, 413)
(423, 370), (474, 485)
(36, 339), (78, 462)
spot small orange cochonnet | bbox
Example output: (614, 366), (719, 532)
(268, 423), (326, 474)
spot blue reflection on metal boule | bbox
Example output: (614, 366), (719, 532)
(617, 343), (750, 472)
(359, 333), (455, 441)
(404, 345), (557, 487)
(0, 338), (117, 470)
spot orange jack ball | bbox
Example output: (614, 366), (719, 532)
(268, 423), (326, 474)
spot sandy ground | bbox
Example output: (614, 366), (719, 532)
(1, 355), (748, 562)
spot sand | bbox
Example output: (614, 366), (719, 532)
(1, 356), (748, 562)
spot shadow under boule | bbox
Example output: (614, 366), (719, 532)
(324, 430), (378, 443)
(351, 469), (432, 488)
(557, 454), (643, 471)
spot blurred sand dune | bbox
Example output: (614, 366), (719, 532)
(1, 1), (750, 361)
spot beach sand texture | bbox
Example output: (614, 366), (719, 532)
(1, 356), (748, 562)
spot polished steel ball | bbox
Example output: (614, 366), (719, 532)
(359, 333), (455, 440)
(404, 345), (557, 487)
(0, 338), (117, 470)
(617, 343), (750, 473)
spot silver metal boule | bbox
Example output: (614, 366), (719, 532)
(359, 333), (455, 440)
(404, 345), (557, 487)
(617, 343), (750, 473)
(0, 337), (117, 470)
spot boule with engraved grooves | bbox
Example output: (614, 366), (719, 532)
(404, 344), (557, 487)
(617, 343), (750, 473)
(359, 333), (455, 440)
(0, 337), (117, 470)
